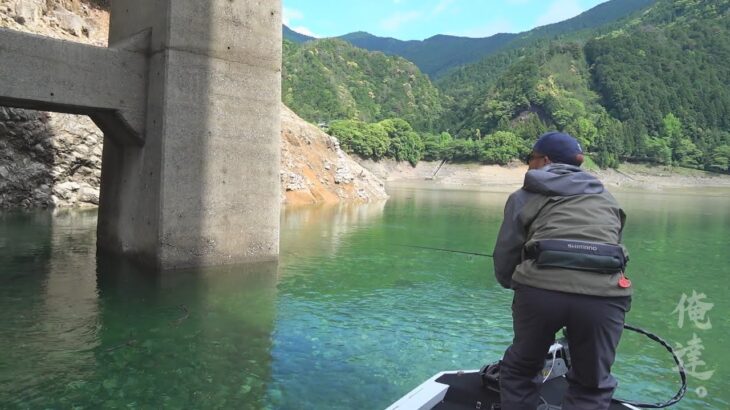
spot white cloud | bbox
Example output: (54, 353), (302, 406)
(291, 26), (320, 38)
(380, 11), (423, 31)
(535, 0), (583, 27)
(433, 0), (455, 15)
(283, 6), (303, 26)
(453, 19), (514, 38)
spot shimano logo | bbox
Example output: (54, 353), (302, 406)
(567, 243), (598, 251)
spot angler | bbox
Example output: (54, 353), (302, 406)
(389, 132), (685, 410)
(493, 131), (631, 410)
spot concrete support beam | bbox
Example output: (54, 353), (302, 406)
(0, 28), (148, 145)
(98, 0), (282, 270)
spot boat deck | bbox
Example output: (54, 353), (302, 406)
(431, 371), (634, 410)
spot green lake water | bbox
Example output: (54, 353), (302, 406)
(1, 186), (728, 409)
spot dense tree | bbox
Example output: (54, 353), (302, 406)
(282, 39), (443, 132)
(582, 2), (730, 170)
(433, 0), (730, 171)
(479, 131), (529, 165)
(379, 119), (425, 166)
(422, 132), (453, 161)
(709, 145), (730, 173)
(328, 120), (390, 160)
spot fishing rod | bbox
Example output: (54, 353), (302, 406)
(396, 244), (493, 258)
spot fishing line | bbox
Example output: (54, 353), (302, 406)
(395, 244), (493, 258)
(615, 324), (687, 408)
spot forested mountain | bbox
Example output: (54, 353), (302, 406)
(283, 0), (655, 79)
(282, 26), (517, 79)
(339, 32), (518, 79)
(435, 0), (657, 129)
(282, 0), (730, 173)
(282, 39), (443, 131)
(510, 0), (656, 47)
(441, 0), (730, 171)
(584, 0), (730, 168)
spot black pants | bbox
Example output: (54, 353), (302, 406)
(499, 285), (631, 410)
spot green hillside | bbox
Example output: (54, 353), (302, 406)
(437, 0), (730, 171)
(435, 0), (657, 132)
(282, 39), (443, 131)
(510, 0), (656, 46)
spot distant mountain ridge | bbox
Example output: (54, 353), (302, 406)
(283, 0), (656, 78)
(283, 25), (313, 44)
(339, 32), (518, 79)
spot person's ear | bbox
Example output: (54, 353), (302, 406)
(543, 156), (552, 165)
(575, 154), (584, 166)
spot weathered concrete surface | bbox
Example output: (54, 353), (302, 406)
(0, 0), (282, 269)
(0, 27), (147, 145)
(98, 0), (282, 269)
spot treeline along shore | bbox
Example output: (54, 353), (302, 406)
(358, 159), (730, 193)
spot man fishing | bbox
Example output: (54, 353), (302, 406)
(493, 131), (633, 410)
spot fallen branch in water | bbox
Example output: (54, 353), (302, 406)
(104, 339), (138, 352)
(171, 304), (189, 326)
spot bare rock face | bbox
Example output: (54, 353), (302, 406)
(1, 0), (107, 45)
(0, 107), (101, 208)
(0, 108), (54, 207)
(0, 1), (107, 208)
(11, 0), (46, 24)
(280, 105), (388, 206)
(52, 7), (87, 36)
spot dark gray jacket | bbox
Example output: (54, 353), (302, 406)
(493, 164), (632, 297)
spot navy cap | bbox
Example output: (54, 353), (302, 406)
(532, 131), (583, 166)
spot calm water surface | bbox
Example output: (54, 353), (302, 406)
(0, 186), (728, 409)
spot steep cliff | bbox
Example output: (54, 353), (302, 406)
(281, 105), (387, 206)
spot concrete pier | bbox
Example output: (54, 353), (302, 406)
(0, 27), (148, 145)
(0, 0), (283, 270)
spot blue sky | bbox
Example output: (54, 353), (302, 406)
(283, 0), (609, 41)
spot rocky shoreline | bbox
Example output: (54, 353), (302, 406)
(357, 159), (730, 193)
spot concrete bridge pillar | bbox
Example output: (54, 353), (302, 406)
(1, 1), (281, 270)
(97, 0), (282, 269)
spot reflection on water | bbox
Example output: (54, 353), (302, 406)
(281, 201), (387, 262)
(272, 190), (515, 409)
(0, 210), (278, 409)
(1, 187), (729, 409)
